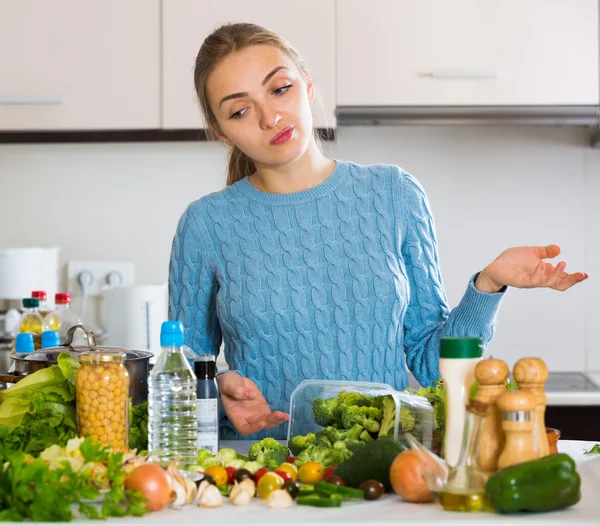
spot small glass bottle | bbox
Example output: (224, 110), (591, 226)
(46, 293), (80, 342)
(76, 350), (130, 450)
(437, 400), (490, 512)
(194, 354), (219, 454)
(41, 330), (60, 349)
(31, 290), (51, 318)
(17, 298), (45, 350)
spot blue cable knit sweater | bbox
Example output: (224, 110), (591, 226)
(168, 161), (505, 439)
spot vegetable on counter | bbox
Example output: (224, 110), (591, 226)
(389, 449), (434, 503)
(485, 453), (581, 514)
(247, 437), (290, 469)
(584, 443), (600, 455)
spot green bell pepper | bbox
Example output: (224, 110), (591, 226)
(485, 453), (581, 514)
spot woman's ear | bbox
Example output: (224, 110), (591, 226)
(304, 70), (315, 103)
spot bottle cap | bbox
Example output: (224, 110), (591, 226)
(31, 290), (47, 301)
(15, 333), (34, 354)
(194, 354), (216, 362)
(440, 337), (483, 359)
(22, 298), (40, 309)
(160, 321), (184, 347)
(55, 293), (71, 304)
(41, 330), (60, 349)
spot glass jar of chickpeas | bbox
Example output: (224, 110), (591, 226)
(76, 350), (130, 450)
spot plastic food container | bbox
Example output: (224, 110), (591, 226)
(76, 350), (130, 450)
(287, 380), (434, 448)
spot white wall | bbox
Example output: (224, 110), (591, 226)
(1, 126), (598, 373)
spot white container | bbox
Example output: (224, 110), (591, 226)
(439, 337), (483, 467)
(0, 247), (59, 302)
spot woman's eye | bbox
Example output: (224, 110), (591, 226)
(230, 108), (248, 120)
(273, 84), (292, 95)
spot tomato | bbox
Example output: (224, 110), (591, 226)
(257, 472), (284, 499)
(323, 466), (337, 480)
(285, 456), (297, 464)
(225, 466), (237, 485)
(275, 470), (293, 483)
(253, 467), (271, 483)
(276, 462), (298, 482)
(298, 462), (324, 484)
(325, 475), (345, 487)
(204, 465), (228, 487)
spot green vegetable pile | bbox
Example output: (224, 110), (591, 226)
(289, 390), (416, 467)
(190, 442), (283, 474)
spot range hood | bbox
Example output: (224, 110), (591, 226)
(336, 105), (600, 147)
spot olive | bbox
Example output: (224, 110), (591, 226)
(359, 480), (384, 501)
(282, 481), (300, 500)
(203, 474), (216, 486)
(325, 475), (345, 487)
(233, 468), (253, 483)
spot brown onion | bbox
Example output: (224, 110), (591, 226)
(389, 450), (434, 503)
(124, 463), (173, 511)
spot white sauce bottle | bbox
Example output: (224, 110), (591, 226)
(439, 337), (483, 467)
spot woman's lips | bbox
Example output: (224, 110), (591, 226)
(270, 126), (294, 145)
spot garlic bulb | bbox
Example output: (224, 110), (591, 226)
(266, 489), (293, 509)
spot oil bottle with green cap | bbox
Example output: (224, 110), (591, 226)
(439, 337), (483, 467)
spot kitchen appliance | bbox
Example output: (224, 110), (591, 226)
(1, 324), (153, 405)
(0, 247), (60, 335)
(101, 284), (168, 361)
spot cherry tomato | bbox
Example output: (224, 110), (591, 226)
(323, 466), (337, 480)
(325, 474), (345, 486)
(225, 466), (237, 485)
(204, 465), (228, 487)
(257, 472), (284, 499)
(276, 462), (298, 482)
(282, 481), (300, 500)
(285, 456), (297, 464)
(253, 467), (271, 483)
(298, 462), (324, 484)
(275, 470), (293, 483)
(360, 480), (384, 501)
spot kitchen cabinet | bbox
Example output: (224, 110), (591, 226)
(0, 0), (160, 131)
(161, 0), (335, 129)
(337, 0), (599, 107)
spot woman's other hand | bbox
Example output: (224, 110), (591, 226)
(217, 371), (289, 436)
(476, 244), (588, 293)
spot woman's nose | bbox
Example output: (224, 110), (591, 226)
(259, 106), (282, 129)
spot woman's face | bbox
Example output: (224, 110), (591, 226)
(207, 45), (315, 169)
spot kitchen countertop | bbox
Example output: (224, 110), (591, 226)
(545, 372), (600, 406)
(28, 440), (600, 526)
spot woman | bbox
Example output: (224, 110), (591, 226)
(168, 23), (588, 440)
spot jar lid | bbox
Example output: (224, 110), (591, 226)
(440, 337), (483, 359)
(79, 350), (126, 364)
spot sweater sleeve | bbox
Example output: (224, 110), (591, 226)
(168, 205), (223, 360)
(398, 170), (505, 387)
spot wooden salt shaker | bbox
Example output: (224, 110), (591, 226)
(513, 357), (549, 457)
(473, 359), (509, 473)
(497, 390), (538, 470)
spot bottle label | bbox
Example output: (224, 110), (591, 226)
(196, 398), (219, 453)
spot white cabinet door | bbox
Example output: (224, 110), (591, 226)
(162, 0), (335, 129)
(337, 0), (599, 106)
(0, 0), (160, 130)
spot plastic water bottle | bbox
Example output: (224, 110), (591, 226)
(148, 321), (198, 466)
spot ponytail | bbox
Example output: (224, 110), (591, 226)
(227, 145), (256, 186)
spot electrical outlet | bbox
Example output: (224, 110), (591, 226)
(66, 261), (135, 297)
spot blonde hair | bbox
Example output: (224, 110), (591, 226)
(194, 23), (313, 186)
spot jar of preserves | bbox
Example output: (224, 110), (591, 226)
(76, 350), (130, 450)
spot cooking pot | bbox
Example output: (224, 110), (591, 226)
(2, 324), (153, 405)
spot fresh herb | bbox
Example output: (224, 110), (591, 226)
(129, 400), (149, 453)
(584, 443), (600, 455)
(0, 437), (147, 521)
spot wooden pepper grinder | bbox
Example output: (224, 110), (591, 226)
(496, 390), (538, 470)
(473, 359), (509, 473)
(513, 357), (549, 457)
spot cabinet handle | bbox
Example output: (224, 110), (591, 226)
(421, 71), (498, 79)
(0, 97), (64, 105)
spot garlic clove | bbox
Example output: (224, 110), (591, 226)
(183, 476), (197, 504)
(171, 480), (187, 509)
(195, 480), (211, 504)
(229, 479), (256, 506)
(230, 489), (253, 506)
(200, 484), (223, 508)
(266, 489), (293, 509)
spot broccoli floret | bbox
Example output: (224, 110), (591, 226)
(329, 441), (353, 466)
(248, 437), (289, 467)
(340, 405), (382, 433)
(323, 423), (364, 444)
(360, 429), (375, 442)
(346, 439), (366, 454)
(215, 448), (238, 464)
(263, 451), (286, 470)
(295, 444), (334, 468)
(399, 405), (415, 433)
(288, 433), (316, 456)
(337, 391), (373, 407)
(377, 395), (397, 438)
(312, 397), (340, 427)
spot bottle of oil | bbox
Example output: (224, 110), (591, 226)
(17, 298), (45, 350)
(31, 290), (51, 318)
(437, 400), (491, 512)
(46, 293), (79, 342)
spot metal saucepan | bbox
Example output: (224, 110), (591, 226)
(0, 324), (153, 405)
